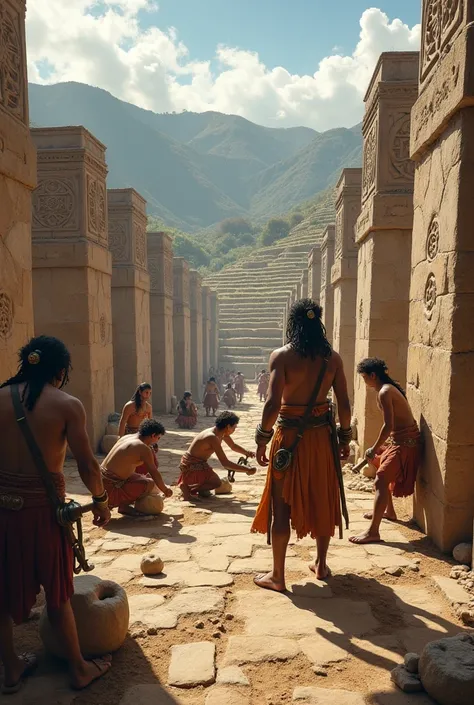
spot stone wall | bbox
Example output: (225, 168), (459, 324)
(0, 0), (37, 382)
(31, 127), (114, 449)
(209, 291), (219, 370)
(408, 0), (474, 551)
(319, 225), (335, 344)
(308, 247), (321, 303)
(173, 257), (191, 397)
(201, 286), (211, 382)
(108, 188), (151, 411)
(189, 270), (203, 398)
(148, 232), (174, 413)
(353, 52), (419, 454)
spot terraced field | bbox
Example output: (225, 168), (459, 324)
(205, 194), (336, 377)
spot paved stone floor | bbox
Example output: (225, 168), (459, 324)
(2, 387), (471, 704)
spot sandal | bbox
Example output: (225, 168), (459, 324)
(2, 652), (38, 694)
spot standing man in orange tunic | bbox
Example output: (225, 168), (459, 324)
(251, 300), (351, 591)
(349, 358), (421, 545)
(0, 336), (112, 693)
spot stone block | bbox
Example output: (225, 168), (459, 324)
(223, 635), (299, 665)
(205, 687), (250, 705)
(292, 687), (366, 704)
(432, 575), (471, 607)
(40, 575), (129, 658)
(168, 641), (216, 687)
(419, 633), (474, 705)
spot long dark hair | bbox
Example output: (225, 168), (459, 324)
(0, 335), (72, 410)
(357, 358), (407, 398)
(179, 391), (192, 412)
(286, 299), (332, 360)
(132, 383), (152, 411)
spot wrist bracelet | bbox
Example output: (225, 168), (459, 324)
(93, 490), (109, 505)
(255, 424), (274, 446)
(337, 426), (353, 444)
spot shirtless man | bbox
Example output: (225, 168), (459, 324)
(203, 377), (220, 417)
(0, 336), (111, 693)
(349, 358), (421, 545)
(251, 300), (351, 589)
(234, 372), (245, 402)
(178, 411), (256, 500)
(101, 419), (173, 516)
(118, 383), (152, 436)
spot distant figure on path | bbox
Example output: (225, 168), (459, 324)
(178, 411), (256, 500)
(234, 372), (245, 402)
(0, 336), (112, 692)
(176, 392), (198, 429)
(251, 300), (351, 590)
(203, 377), (220, 417)
(118, 383), (152, 436)
(349, 358), (421, 546)
(223, 383), (237, 409)
(257, 369), (270, 402)
(101, 419), (172, 517)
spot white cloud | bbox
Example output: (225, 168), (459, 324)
(26, 3), (421, 130)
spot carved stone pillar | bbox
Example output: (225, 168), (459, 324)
(353, 52), (419, 454)
(108, 189), (151, 411)
(32, 127), (114, 449)
(173, 257), (191, 397)
(201, 286), (211, 382)
(319, 225), (335, 344)
(148, 232), (174, 413)
(0, 0), (37, 380)
(301, 270), (309, 299)
(209, 291), (219, 370)
(189, 270), (203, 398)
(409, 1), (474, 551)
(331, 169), (362, 404)
(308, 246), (321, 302)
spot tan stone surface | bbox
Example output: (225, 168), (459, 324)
(209, 290), (219, 369)
(31, 126), (114, 449)
(293, 687), (366, 704)
(148, 231), (174, 412)
(0, 0), (36, 382)
(189, 270), (204, 397)
(319, 225), (335, 342)
(205, 687), (250, 705)
(202, 285), (211, 382)
(216, 666), (250, 686)
(223, 635), (300, 665)
(353, 52), (419, 454)
(120, 685), (186, 705)
(173, 257), (192, 396)
(168, 641), (215, 687)
(409, 6), (474, 551)
(108, 188), (151, 411)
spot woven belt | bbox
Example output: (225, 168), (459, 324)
(277, 412), (331, 430)
(0, 493), (24, 511)
(387, 437), (419, 448)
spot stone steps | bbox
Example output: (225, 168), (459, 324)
(220, 325), (282, 335)
(220, 336), (282, 347)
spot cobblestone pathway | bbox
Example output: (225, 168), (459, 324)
(4, 387), (470, 705)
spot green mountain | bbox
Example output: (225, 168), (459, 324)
(28, 82), (362, 232)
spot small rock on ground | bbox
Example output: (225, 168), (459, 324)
(390, 664), (423, 693)
(168, 641), (216, 687)
(217, 666), (250, 686)
(404, 652), (420, 674)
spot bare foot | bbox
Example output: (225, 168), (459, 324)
(71, 656), (112, 690)
(2, 653), (38, 694)
(363, 511), (397, 521)
(254, 572), (286, 593)
(349, 530), (382, 545)
(309, 562), (332, 580)
(118, 505), (150, 518)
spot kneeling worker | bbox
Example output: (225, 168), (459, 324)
(101, 419), (173, 516)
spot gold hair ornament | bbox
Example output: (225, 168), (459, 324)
(27, 350), (41, 365)
(307, 310), (315, 320)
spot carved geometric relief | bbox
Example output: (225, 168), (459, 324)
(182, 274), (190, 306)
(134, 222), (147, 269)
(362, 120), (377, 203)
(109, 219), (129, 263)
(358, 298), (363, 324)
(32, 178), (75, 229)
(421, 0), (464, 85)
(424, 273), (437, 319)
(426, 217), (440, 261)
(335, 210), (343, 259)
(164, 252), (173, 297)
(389, 113), (414, 181)
(99, 314), (107, 345)
(0, 3), (24, 123)
(0, 291), (14, 339)
(148, 257), (160, 292)
(87, 175), (106, 242)
(321, 251), (327, 288)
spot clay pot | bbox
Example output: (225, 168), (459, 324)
(101, 434), (119, 454)
(135, 494), (164, 515)
(140, 553), (164, 576)
(106, 422), (119, 436)
(215, 478), (232, 495)
(40, 575), (129, 658)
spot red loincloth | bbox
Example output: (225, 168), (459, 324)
(371, 424), (421, 498)
(251, 403), (342, 540)
(101, 468), (154, 507)
(0, 470), (73, 625)
(203, 392), (219, 410)
(178, 453), (219, 493)
(176, 413), (197, 429)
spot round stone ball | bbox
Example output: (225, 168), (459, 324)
(101, 434), (119, 455)
(140, 553), (164, 576)
(40, 575), (129, 658)
(135, 494), (164, 515)
(215, 478), (232, 495)
(453, 543), (473, 566)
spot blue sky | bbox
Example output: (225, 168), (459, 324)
(27, 2), (421, 130)
(140, 1), (420, 74)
